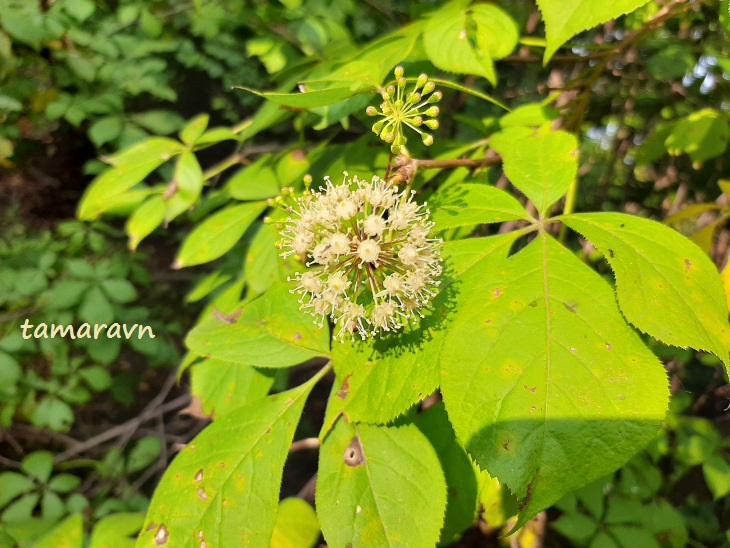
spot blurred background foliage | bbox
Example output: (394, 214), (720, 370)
(1, 0), (730, 546)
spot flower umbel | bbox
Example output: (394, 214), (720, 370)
(366, 66), (442, 154)
(279, 173), (442, 340)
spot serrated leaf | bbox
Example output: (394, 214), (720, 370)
(90, 512), (144, 548)
(100, 278), (137, 303)
(173, 201), (267, 268)
(270, 498), (320, 548)
(537, 0), (651, 61)
(431, 183), (533, 230)
(321, 233), (525, 435)
(563, 213), (730, 374)
(238, 86), (362, 108)
(440, 232), (669, 529)
(126, 195), (166, 250)
(186, 283), (329, 368)
(317, 419), (447, 548)
(180, 114), (209, 146)
(164, 151), (204, 223)
(191, 359), (276, 417)
(424, 2), (518, 85)
(32, 513), (83, 548)
(490, 127), (578, 216)
(78, 138), (185, 220)
(137, 374), (321, 548)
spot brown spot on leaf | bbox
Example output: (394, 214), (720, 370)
(608, 249), (615, 258)
(198, 488), (208, 501)
(492, 288), (502, 297)
(154, 524), (169, 545)
(528, 300), (537, 308)
(524, 385), (537, 393)
(606, 343), (612, 350)
(212, 307), (242, 324)
(337, 374), (352, 400)
(503, 442), (509, 451)
(563, 301), (577, 313)
(293, 332), (302, 340)
(519, 483), (533, 511)
(194, 469), (203, 482)
(344, 436), (365, 466)
(684, 258), (692, 272)
(265, 428), (271, 435)
(484, 319), (492, 325)
(147, 523), (157, 531)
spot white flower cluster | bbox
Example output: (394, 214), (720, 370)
(278, 173), (442, 340)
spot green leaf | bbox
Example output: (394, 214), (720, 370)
(130, 110), (184, 134)
(424, 2), (518, 85)
(431, 183), (533, 230)
(32, 513), (83, 548)
(78, 138), (185, 220)
(270, 498), (320, 548)
(238, 86), (362, 108)
(415, 403), (480, 545)
(563, 213), (730, 374)
(88, 116), (122, 147)
(186, 271), (232, 303)
(164, 151), (204, 223)
(186, 283), (330, 368)
(191, 360), (275, 417)
(440, 232), (669, 529)
(78, 285), (114, 325)
(31, 396), (75, 432)
(21, 451), (54, 483)
(490, 127), (578, 216)
(180, 114), (210, 146)
(173, 201), (267, 268)
(78, 366), (112, 391)
(665, 109), (730, 165)
(47, 474), (81, 494)
(44, 279), (90, 309)
(137, 373), (323, 547)
(225, 156), (280, 201)
(195, 127), (238, 146)
(703, 454), (730, 500)
(126, 437), (162, 474)
(126, 195), (166, 250)
(317, 419), (447, 548)
(90, 513), (144, 548)
(65, 0), (96, 22)
(100, 279), (137, 303)
(0, 472), (35, 507)
(537, 0), (651, 61)
(244, 222), (284, 295)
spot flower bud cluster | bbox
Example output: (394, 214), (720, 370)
(278, 173), (442, 340)
(366, 66), (442, 154)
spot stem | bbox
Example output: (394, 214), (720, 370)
(413, 157), (502, 170)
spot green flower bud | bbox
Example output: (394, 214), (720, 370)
(372, 119), (386, 134)
(303, 174), (313, 188)
(386, 84), (395, 96)
(380, 90), (390, 101)
(366, 106), (378, 116)
(422, 81), (435, 95)
(424, 119), (439, 130)
(428, 91), (442, 103)
(421, 133), (434, 146)
(391, 143), (402, 154)
(397, 77), (406, 90)
(406, 92), (421, 104)
(394, 65), (404, 79)
(384, 132), (395, 143)
(411, 116), (423, 127)
(416, 73), (428, 90)
(425, 106), (440, 117)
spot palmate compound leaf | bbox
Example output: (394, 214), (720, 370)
(563, 213), (730, 376)
(321, 233), (523, 433)
(317, 418), (447, 548)
(186, 283), (330, 368)
(136, 368), (326, 548)
(440, 232), (669, 529)
(536, 0), (651, 62)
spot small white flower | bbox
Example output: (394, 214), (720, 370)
(279, 172), (442, 339)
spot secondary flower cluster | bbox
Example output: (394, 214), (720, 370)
(366, 66), (441, 154)
(278, 173), (442, 340)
